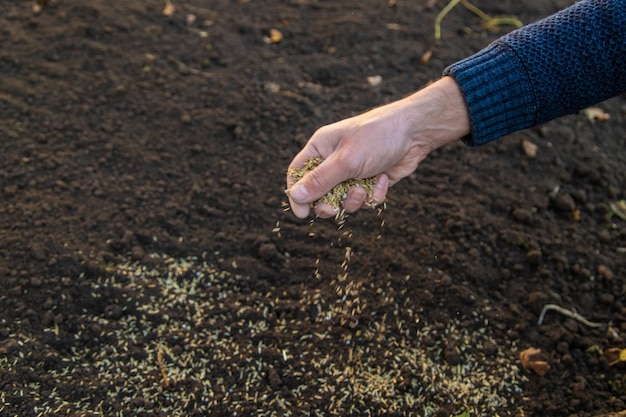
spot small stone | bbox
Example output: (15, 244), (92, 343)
(268, 28), (283, 43)
(599, 293), (615, 305)
(444, 346), (462, 366)
(521, 138), (538, 158)
(267, 368), (282, 389)
(131, 396), (145, 408)
(525, 249), (542, 266)
(563, 318), (579, 333)
(131, 245), (145, 260)
(439, 274), (452, 286)
(556, 341), (569, 355)
(42, 310), (55, 326)
(258, 242), (278, 261)
(527, 291), (549, 314)
(553, 193), (576, 212)
(29, 277), (43, 287)
(90, 323), (102, 334)
(0, 338), (19, 354)
(597, 264), (613, 280)
(367, 75), (382, 86)
(264, 82), (280, 93)
(104, 304), (124, 320)
(512, 208), (533, 224)
(570, 189), (587, 203)
(597, 229), (611, 242)
(43, 297), (54, 309)
(482, 341), (498, 356)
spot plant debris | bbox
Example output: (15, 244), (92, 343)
(605, 348), (626, 366)
(583, 106), (611, 123)
(519, 347), (550, 376)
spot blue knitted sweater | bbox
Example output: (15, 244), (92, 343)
(443, 0), (626, 146)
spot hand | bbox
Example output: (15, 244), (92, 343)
(286, 76), (471, 218)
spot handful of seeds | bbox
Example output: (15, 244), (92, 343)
(288, 157), (379, 211)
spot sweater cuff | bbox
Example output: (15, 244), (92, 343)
(443, 42), (537, 146)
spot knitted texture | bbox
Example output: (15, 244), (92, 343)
(444, 0), (626, 146)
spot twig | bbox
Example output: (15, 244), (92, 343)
(169, 56), (214, 78)
(157, 346), (170, 388)
(537, 303), (606, 329)
(434, 0), (462, 40)
(434, 0), (523, 40)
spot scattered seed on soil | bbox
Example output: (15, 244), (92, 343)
(0, 254), (527, 416)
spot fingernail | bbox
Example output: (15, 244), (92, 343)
(290, 183), (309, 202)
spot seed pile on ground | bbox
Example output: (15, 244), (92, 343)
(0, 253), (526, 416)
(288, 158), (378, 210)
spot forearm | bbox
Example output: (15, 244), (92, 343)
(445, 0), (626, 146)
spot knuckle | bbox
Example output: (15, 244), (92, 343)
(303, 168), (328, 194)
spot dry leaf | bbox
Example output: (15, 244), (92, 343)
(420, 50), (433, 64)
(520, 347), (550, 376)
(583, 107), (610, 123)
(162, 0), (175, 17)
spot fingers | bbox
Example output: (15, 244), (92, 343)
(343, 185), (368, 213)
(369, 173), (389, 207)
(309, 174), (390, 219)
(287, 152), (353, 219)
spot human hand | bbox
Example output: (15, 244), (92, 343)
(286, 76), (471, 218)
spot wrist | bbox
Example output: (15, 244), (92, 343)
(403, 76), (471, 151)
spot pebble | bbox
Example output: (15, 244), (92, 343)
(131, 396), (146, 408)
(131, 245), (145, 260)
(553, 193), (576, 211)
(104, 304), (124, 320)
(482, 341), (498, 356)
(43, 297), (54, 309)
(267, 368), (283, 389)
(29, 277), (43, 287)
(0, 338), (19, 354)
(597, 229), (611, 242)
(597, 264), (613, 280)
(527, 291), (548, 314)
(444, 346), (462, 366)
(521, 138), (538, 158)
(42, 310), (55, 326)
(556, 341), (569, 355)
(512, 208), (533, 224)
(525, 249), (542, 266)
(563, 318), (579, 333)
(599, 293), (614, 305)
(257, 242), (279, 261)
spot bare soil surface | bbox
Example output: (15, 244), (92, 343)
(1, 1), (625, 416)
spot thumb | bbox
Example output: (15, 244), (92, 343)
(289, 157), (351, 204)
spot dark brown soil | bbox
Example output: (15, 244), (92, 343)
(1, 1), (625, 416)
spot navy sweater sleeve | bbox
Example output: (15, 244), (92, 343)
(443, 0), (626, 146)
